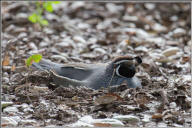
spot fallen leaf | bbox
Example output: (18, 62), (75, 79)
(33, 86), (49, 92)
(134, 92), (150, 105)
(162, 47), (179, 57)
(11, 64), (16, 71)
(93, 123), (112, 127)
(72, 96), (79, 101)
(1, 124), (8, 127)
(181, 56), (189, 63)
(152, 113), (163, 120)
(163, 114), (173, 120)
(94, 93), (122, 105)
(8, 113), (14, 116)
(2, 54), (10, 66)
(125, 40), (130, 45)
(106, 93), (123, 101)
(141, 63), (150, 69)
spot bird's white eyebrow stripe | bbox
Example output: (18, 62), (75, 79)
(114, 60), (130, 65)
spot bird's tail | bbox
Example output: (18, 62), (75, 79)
(32, 59), (86, 87)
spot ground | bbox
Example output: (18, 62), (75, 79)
(2, 2), (191, 127)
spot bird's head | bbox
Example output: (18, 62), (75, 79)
(112, 56), (142, 78)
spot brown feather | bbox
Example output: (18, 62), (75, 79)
(112, 56), (134, 64)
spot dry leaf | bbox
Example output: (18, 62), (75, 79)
(2, 55), (10, 66)
(152, 113), (163, 120)
(182, 56), (189, 63)
(141, 63), (150, 69)
(162, 47), (179, 57)
(155, 56), (171, 63)
(11, 64), (16, 71)
(125, 40), (130, 45)
(106, 93), (123, 101)
(134, 92), (150, 105)
(8, 113), (14, 116)
(1, 123), (8, 127)
(72, 96), (79, 101)
(163, 114), (173, 120)
(93, 123), (111, 127)
(94, 93), (122, 105)
(33, 86), (49, 92)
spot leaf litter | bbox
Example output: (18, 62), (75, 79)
(2, 2), (191, 127)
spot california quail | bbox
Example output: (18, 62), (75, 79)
(32, 56), (142, 89)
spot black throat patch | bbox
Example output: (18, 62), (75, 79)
(118, 63), (136, 78)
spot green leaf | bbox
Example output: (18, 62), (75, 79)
(26, 54), (42, 67)
(36, 14), (42, 21)
(28, 1), (60, 26)
(40, 19), (49, 26)
(52, 1), (61, 4)
(43, 1), (60, 12)
(43, 2), (53, 12)
(28, 13), (38, 23)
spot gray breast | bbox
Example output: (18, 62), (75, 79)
(85, 66), (113, 89)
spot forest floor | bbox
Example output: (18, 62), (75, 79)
(2, 2), (191, 127)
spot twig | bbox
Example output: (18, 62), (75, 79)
(158, 89), (169, 105)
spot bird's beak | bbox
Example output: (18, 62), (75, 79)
(134, 56), (142, 67)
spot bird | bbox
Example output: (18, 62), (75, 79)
(32, 56), (142, 90)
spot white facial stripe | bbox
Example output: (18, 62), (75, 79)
(116, 65), (124, 77)
(116, 65), (120, 76)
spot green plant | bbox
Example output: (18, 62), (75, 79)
(26, 54), (42, 67)
(28, 1), (60, 26)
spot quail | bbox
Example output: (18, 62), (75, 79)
(32, 56), (142, 89)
